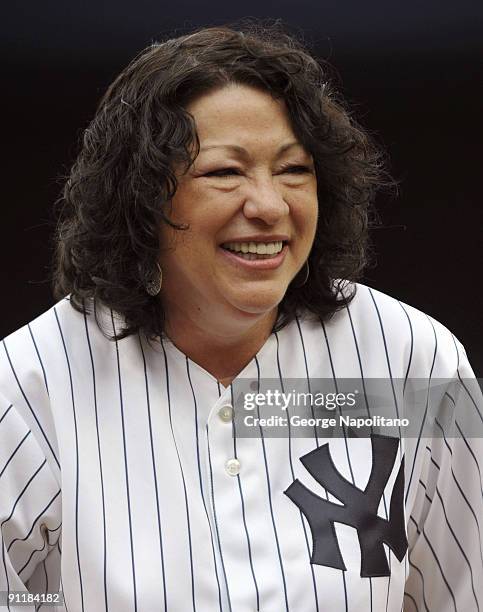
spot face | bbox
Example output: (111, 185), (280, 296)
(158, 83), (318, 331)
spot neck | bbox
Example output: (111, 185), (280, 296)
(161, 302), (278, 386)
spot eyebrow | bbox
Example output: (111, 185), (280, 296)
(199, 141), (306, 157)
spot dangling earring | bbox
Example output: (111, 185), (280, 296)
(293, 260), (310, 288)
(143, 262), (163, 296)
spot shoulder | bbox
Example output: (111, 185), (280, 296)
(298, 281), (471, 379)
(1, 295), (121, 371)
(0, 296), (115, 467)
(0, 295), (136, 406)
(0, 298), (73, 471)
(352, 282), (471, 377)
(0, 297), (91, 390)
(1, 296), (77, 388)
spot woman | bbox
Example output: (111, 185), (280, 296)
(1, 23), (481, 612)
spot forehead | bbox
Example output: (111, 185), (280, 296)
(186, 83), (299, 150)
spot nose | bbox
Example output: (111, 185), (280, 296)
(242, 176), (290, 225)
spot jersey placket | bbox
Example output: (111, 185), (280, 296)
(202, 382), (261, 612)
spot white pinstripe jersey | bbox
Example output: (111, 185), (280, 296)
(0, 282), (482, 611)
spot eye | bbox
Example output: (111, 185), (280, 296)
(280, 165), (313, 174)
(204, 168), (241, 178)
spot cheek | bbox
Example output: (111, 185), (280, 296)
(159, 221), (218, 273)
(170, 181), (233, 231)
(292, 193), (318, 236)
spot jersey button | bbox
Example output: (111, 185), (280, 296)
(225, 458), (241, 476)
(218, 405), (234, 423)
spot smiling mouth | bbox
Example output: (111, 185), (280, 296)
(220, 240), (287, 260)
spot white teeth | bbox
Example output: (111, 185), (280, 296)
(235, 252), (274, 261)
(223, 241), (284, 255)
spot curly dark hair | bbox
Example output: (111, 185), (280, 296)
(52, 20), (392, 341)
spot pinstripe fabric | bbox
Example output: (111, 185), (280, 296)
(0, 283), (481, 611)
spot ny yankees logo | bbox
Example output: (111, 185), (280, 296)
(284, 434), (407, 577)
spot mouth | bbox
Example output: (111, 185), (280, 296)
(220, 240), (288, 261)
(219, 240), (289, 271)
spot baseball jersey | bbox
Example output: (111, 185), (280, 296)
(0, 282), (481, 611)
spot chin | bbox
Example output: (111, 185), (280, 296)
(229, 292), (284, 317)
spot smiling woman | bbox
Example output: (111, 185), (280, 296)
(0, 21), (481, 612)
(158, 84), (319, 381)
(52, 24), (386, 347)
